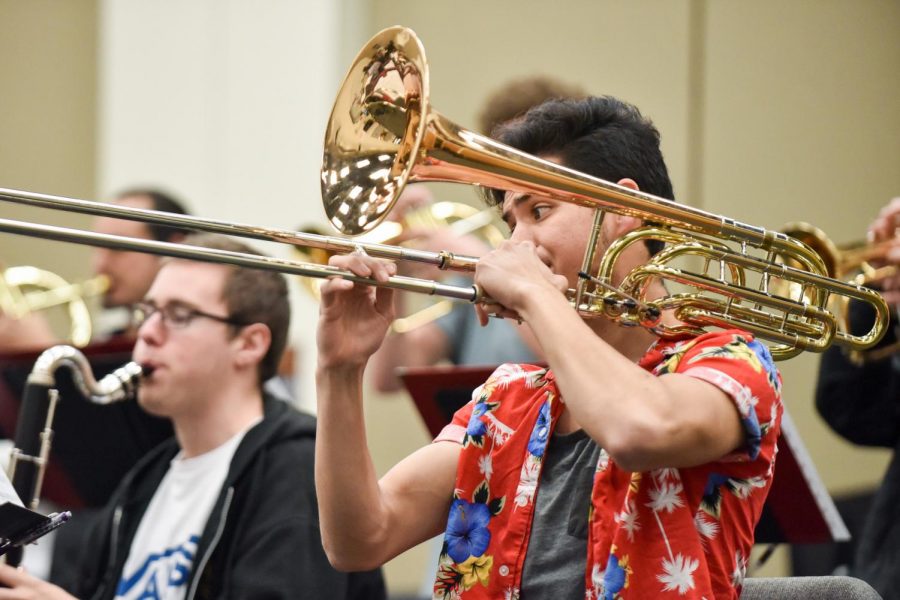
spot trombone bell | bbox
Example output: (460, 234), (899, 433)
(322, 27), (428, 235)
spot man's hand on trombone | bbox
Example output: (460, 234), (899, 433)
(316, 253), (398, 369)
(474, 240), (569, 326)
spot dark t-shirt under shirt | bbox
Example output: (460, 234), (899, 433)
(520, 428), (601, 599)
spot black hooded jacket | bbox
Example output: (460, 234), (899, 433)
(68, 395), (386, 599)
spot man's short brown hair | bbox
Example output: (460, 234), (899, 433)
(179, 233), (290, 384)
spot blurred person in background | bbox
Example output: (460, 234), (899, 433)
(90, 188), (190, 337)
(0, 188), (189, 353)
(815, 197), (900, 600)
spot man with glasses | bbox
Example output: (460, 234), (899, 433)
(0, 233), (385, 599)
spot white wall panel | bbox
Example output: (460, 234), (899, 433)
(98, 0), (351, 410)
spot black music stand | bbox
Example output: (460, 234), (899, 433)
(398, 364), (496, 438)
(400, 364), (849, 546)
(0, 338), (173, 508)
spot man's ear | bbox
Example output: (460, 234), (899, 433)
(233, 323), (271, 371)
(606, 178), (643, 237)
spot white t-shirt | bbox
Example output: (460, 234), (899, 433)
(114, 421), (259, 600)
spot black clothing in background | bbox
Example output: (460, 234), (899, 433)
(815, 300), (899, 600)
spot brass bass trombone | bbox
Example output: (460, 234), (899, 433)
(319, 26), (889, 359)
(0, 26), (891, 359)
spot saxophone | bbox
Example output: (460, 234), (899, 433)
(4, 345), (143, 566)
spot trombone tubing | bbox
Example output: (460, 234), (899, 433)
(0, 219), (480, 304)
(0, 187), (480, 272)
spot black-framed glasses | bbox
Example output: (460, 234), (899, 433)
(132, 301), (246, 330)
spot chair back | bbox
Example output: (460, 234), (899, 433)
(741, 576), (882, 599)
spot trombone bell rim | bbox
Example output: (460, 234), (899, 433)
(321, 26), (430, 236)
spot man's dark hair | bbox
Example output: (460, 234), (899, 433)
(177, 233), (290, 385)
(115, 187), (191, 242)
(486, 96), (674, 256)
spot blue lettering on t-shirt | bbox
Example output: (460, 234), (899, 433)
(115, 535), (200, 599)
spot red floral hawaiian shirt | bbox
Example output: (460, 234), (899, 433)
(432, 329), (783, 599)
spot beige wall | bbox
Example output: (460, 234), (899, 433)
(1, 0), (898, 593)
(369, 1), (696, 197)
(701, 0), (900, 489)
(0, 0), (97, 277)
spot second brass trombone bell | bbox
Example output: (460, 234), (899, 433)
(0, 266), (108, 347)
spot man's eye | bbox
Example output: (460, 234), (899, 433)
(531, 205), (549, 220)
(169, 308), (194, 324)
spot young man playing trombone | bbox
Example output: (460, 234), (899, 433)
(315, 96), (783, 599)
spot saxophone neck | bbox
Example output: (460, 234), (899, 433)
(27, 345), (142, 404)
